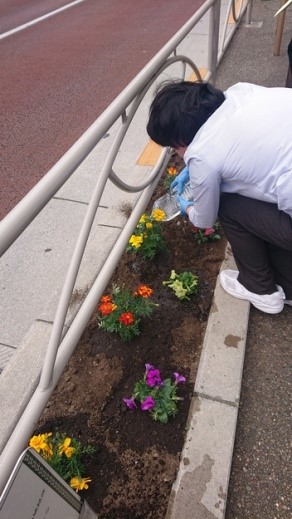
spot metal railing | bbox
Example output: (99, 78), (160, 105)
(0, 0), (252, 494)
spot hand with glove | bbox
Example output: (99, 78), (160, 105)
(170, 166), (190, 195)
(176, 195), (194, 216)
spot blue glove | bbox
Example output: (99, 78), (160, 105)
(170, 166), (190, 195)
(176, 195), (194, 216)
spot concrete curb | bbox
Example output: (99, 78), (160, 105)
(166, 248), (250, 519)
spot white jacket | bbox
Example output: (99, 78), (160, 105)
(184, 82), (292, 228)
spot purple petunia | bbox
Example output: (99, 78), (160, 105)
(145, 363), (154, 373)
(141, 396), (155, 411)
(173, 372), (186, 385)
(123, 396), (137, 409)
(146, 369), (162, 388)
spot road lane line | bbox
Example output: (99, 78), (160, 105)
(0, 0), (87, 40)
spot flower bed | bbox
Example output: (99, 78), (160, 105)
(35, 155), (227, 518)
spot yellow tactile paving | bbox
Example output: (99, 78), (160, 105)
(136, 140), (162, 166)
(188, 68), (208, 81)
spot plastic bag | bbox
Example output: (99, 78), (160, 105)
(152, 182), (193, 221)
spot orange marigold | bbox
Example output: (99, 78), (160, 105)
(100, 295), (112, 304)
(134, 284), (153, 298)
(119, 312), (135, 326)
(167, 166), (177, 176)
(98, 302), (117, 316)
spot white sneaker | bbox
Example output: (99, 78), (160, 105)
(276, 285), (292, 307)
(220, 270), (284, 314)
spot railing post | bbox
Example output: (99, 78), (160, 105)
(245, 0), (253, 25)
(208, 0), (221, 84)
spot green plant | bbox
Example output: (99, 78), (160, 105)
(164, 166), (178, 189)
(29, 431), (95, 492)
(97, 284), (158, 341)
(192, 223), (221, 244)
(163, 270), (199, 300)
(127, 210), (166, 260)
(123, 364), (186, 424)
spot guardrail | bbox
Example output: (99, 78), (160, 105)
(0, 0), (252, 495)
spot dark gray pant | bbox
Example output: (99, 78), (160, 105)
(218, 194), (292, 299)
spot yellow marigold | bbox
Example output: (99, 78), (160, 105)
(129, 235), (144, 248)
(59, 437), (75, 458)
(42, 444), (54, 460)
(167, 166), (177, 176)
(151, 208), (166, 221)
(70, 476), (92, 492)
(146, 222), (153, 229)
(139, 214), (149, 224)
(29, 433), (52, 454)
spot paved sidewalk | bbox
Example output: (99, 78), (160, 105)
(214, 1), (292, 518)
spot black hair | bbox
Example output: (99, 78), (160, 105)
(146, 80), (225, 148)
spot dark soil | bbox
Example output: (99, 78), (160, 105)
(36, 154), (227, 519)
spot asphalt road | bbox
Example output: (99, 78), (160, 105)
(0, 0), (204, 219)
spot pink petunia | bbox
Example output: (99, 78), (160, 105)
(141, 396), (155, 411)
(204, 228), (215, 236)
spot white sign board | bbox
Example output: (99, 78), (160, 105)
(0, 448), (97, 519)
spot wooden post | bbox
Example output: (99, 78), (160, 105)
(273, 0), (287, 56)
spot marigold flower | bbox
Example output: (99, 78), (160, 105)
(41, 446), (54, 460)
(151, 208), (166, 221)
(145, 222), (153, 229)
(70, 476), (91, 492)
(134, 284), (153, 298)
(29, 433), (52, 455)
(167, 166), (177, 176)
(141, 396), (155, 411)
(59, 437), (75, 458)
(100, 295), (112, 304)
(129, 234), (144, 248)
(139, 214), (149, 224)
(119, 312), (135, 326)
(98, 302), (117, 316)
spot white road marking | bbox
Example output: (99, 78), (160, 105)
(0, 0), (87, 40)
